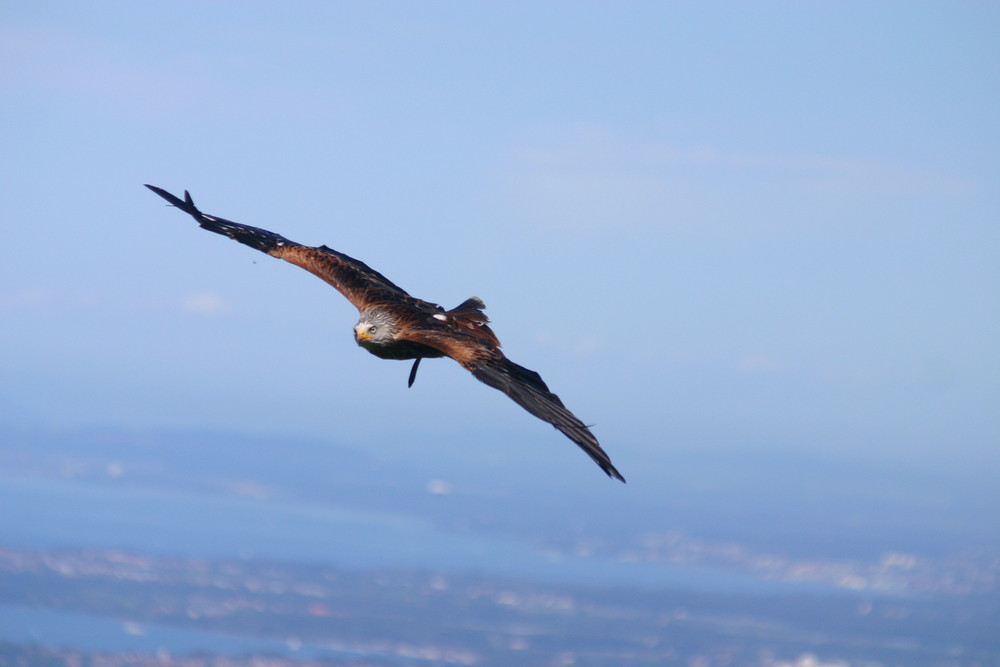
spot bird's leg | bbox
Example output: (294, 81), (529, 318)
(407, 358), (422, 388)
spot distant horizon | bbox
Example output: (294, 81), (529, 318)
(4, 421), (996, 566)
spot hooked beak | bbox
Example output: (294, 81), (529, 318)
(354, 325), (372, 344)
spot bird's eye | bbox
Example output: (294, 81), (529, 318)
(368, 325), (377, 334)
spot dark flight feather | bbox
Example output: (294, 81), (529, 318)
(471, 357), (625, 482)
(145, 185), (413, 310)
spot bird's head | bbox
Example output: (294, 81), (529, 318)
(354, 309), (399, 348)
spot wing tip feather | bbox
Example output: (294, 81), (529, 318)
(607, 466), (627, 483)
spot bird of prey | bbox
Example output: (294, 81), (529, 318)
(146, 185), (624, 482)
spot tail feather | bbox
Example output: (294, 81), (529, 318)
(446, 296), (499, 347)
(449, 297), (487, 314)
(471, 357), (625, 482)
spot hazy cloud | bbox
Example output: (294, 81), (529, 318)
(180, 292), (228, 315)
(1, 26), (208, 117)
(504, 126), (976, 232)
(737, 355), (781, 374)
(0, 288), (97, 313)
(0, 287), (52, 312)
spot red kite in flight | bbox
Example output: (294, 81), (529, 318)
(146, 185), (624, 482)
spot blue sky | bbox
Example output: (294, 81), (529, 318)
(2, 2), (998, 478)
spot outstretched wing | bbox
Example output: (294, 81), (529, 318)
(145, 185), (412, 311)
(404, 328), (624, 482)
(472, 356), (624, 482)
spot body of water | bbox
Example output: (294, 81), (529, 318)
(1, 473), (813, 594)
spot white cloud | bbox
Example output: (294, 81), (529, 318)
(180, 292), (227, 315)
